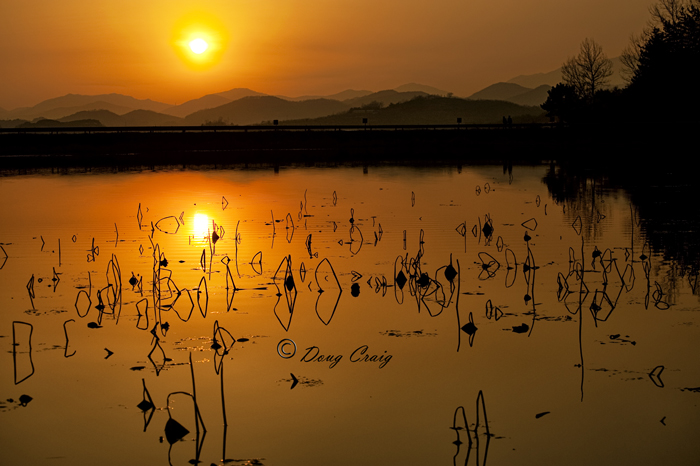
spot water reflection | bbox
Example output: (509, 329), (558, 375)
(1, 163), (699, 465)
(12, 321), (34, 384)
(450, 391), (490, 466)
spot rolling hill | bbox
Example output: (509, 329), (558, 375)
(59, 109), (185, 126)
(3, 93), (172, 121)
(184, 95), (351, 126)
(162, 94), (232, 118)
(117, 109), (185, 126)
(344, 90), (430, 108)
(278, 89), (374, 102)
(162, 88), (269, 118)
(394, 83), (449, 95)
(468, 83), (534, 101)
(17, 118), (103, 128)
(467, 83), (552, 107)
(214, 88), (268, 101)
(60, 110), (124, 126)
(33, 101), (135, 120)
(508, 85), (552, 106)
(282, 95), (546, 126)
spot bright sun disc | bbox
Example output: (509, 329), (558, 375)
(193, 213), (210, 238)
(189, 38), (208, 54)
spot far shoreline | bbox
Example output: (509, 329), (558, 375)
(0, 122), (695, 172)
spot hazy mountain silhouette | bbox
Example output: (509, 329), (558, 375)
(0, 119), (30, 128)
(184, 95), (351, 125)
(508, 85), (552, 106)
(59, 109), (184, 126)
(162, 94), (232, 118)
(394, 83), (449, 95)
(343, 90), (430, 108)
(468, 83), (552, 106)
(18, 118), (103, 128)
(214, 88), (268, 101)
(30, 101), (135, 120)
(120, 109), (184, 126)
(1, 83), (480, 125)
(32, 93), (169, 114)
(282, 95), (545, 125)
(279, 89), (374, 102)
(59, 110), (124, 126)
(7, 94), (546, 126)
(507, 69), (562, 88)
(4, 93), (171, 120)
(162, 88), (268, 117)
(468, 83), (534, 100)
(507, 57), (625, 89)
(277, 85), (441, 102)
(166, 88), (378, 116)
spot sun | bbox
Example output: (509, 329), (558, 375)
(171, 12), (228, 70)
(189, 38), (208, 54)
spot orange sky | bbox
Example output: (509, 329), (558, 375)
(1, 0), (653, 110)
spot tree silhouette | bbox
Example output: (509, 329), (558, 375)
(540, 83), (581, 123)
(561, 38), (613, 100)
(625, 0), (700, 120)
(621, 0), (698, 84)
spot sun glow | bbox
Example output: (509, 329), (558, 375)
(172, 12), (227, 70)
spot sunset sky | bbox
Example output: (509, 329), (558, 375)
(1, 0), (653, 110)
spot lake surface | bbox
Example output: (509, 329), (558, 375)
(1, 162), (699, 465)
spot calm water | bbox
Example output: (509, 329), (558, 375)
(1, 163), (699, 465)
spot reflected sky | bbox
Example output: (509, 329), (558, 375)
(1, 164), (699, 465)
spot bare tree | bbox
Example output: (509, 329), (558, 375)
(562, 38), (613, 99)
(650, 0), (686, 24)
(620, 32), (648, 85)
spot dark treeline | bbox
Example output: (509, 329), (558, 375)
(542, 0), (700, 123)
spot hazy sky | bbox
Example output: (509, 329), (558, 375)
(1, 0), (653, 109)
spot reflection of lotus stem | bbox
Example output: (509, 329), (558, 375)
(12, 321), (35, 384)
(63, 319), (76, 358)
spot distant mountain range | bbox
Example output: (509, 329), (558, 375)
(275, 89), (374, 102)
(162, 88), (267, 118)
(59, 109), (185, 126)
(283, 95), (545, 126)
(184, 96), (350, 126)
(5, 93), (172, 121)
(0, 59), (625, 128)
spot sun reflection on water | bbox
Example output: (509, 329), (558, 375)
(192, 212), (211, 240)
